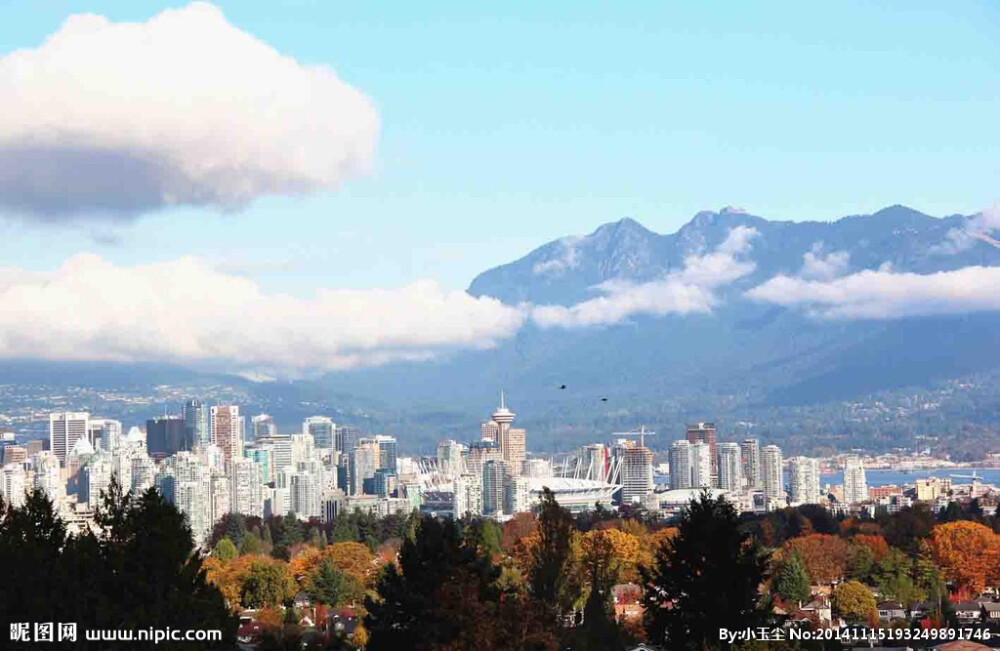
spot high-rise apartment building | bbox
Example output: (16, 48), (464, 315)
(303, 416), (334, 449)
(686, 422), (718, 479)
(0, 463), (27, 509)
(690, 441), (712, 488)
(788, 457), (821, 504)
(228, 456), (263, 518)
(718, 442), (742, 491)
(741, 438), (762, 490)
(467, 440), (502, 477)
(335, 426), (360, 455)
(182, 400), (211, 448)
(290, 471), (321, 519)
(374, 435), (397, 471)
(669, 440), (692, 490)
(436, 439), (465, 477)
(453, 473), (483, 517)
(50, 412), (90, 467)
(349, 441), (379, 496)
(211, 406), (244, 464)
(844, 455), (868, 505)
(482, 459), (506, 515)
(762, 445), (784, 508)
(621, 445), (653, 504)
(504, 475), (531, 515)
(89, 419), (122, 453)
(579, 444), (609, 482)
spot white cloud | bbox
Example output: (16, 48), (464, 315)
(746, 265), (1000, 319)
(800, 242), (850, 280)
(531, 226), (757, 328)
(0, 3), (378, 219)
(0, 255), (524, 371)
(532, 236), (582, 276)
(932, 202), (1000, 254)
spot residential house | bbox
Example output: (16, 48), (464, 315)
(876, 601), (907, 621)
(953, 601), (983, 624)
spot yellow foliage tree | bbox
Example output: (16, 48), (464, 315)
(324, 541), (377, 588)
(581, 528), (641, 584)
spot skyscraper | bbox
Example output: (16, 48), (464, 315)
(182, 400), (210, 448)
(686, 422), (718, 479)
(481, 392), (526, 475)
(335, 426), (360, 454)
(504, 475), (531, 515)
(349, 440), (378, 496)
(482, 459), (506, 515)
(579, 444), (609, 482)
(690, 441), (712, 488)
(621, 445), (653, 504)
(436, 439), (465, 477)
(718, 442), (742, 491)
(453, 473), (483, 517)
(844, 455), (868, 505)
(303, 416), (334, 449)
(50, 412), (90, 467)
(252, 414), (277, 440)
(211, 406), (244, 463)
(374, 435), (397, 471)
(290, 471), (321, 519)
(669, 440), (692, 490)
(762, 445), (784, 508)
(228, 456), (263, 518)
(788, 457), (821, 504)
(88, 419), (122, 453)
(741, 438), (762, 490)
(146, 415), (187, 457)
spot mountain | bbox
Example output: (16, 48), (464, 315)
(313, 204), (1000, 455)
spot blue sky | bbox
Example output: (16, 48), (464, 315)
(1, 1), (998, 295)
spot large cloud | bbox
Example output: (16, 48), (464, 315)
(0, 255), (523, 371)
(800, 243), (850, 280)
(746, 265), (1000, 319)
(531, 226), (757, 328)
(0, 3), (378, 219)
(932, 203), (1000, 254)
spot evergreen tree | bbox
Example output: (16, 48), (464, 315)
(640, 491), (770, 650)
(774, 550), (811, 605)
(307, 557), (353, 607)
(212, 537), (239, 563)
(262, 523), (274, 555)
(529, 487), (578, 626)
(240, 528), (263, 555)
(332, 513), (359, 543)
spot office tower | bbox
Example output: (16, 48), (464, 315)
(453, 473), (483, 517)
(50, 412), (90, 467)
(321, 489), (346, 523)
(669, 440), (692, 490)
(844, 455), (868, 505)
(741, 438), (762, 490)
(264, 486), (291, 518)
(228, 456), (263, 518)
(690, 441), (712, 488)
(349, 441), (379, 496)
(291, 433), (316, 466)
(89, 419), (122, 453)
(373, 468), (397, 498)
(210, 470), (230, 526)
(762, 445), (784, 507)
(788, 457), (821, 504)
(2, 445), (26, 465)
(436, 440), (465, 477)
(253, 414), (278, 440)
(290, 471), (321, 519)
(0, 463), (27, 509)
(210, 406), (244, 464)
(131, 453), (156, 494)
(718, 442), (742, 491)
(504, 475), (531, 515)
(482, 459), (506, 515)
(335, 426), (360, 455)
(303, 416), (334, 449)
(374, 435), (398, 471)
(621, 445), (654, 505)
(80, 453), (112, 507)
(686, 422), (718, 479)
(466, 440), (502, 477)
(579, 444), (609, 482)
(182, 400), (211, 448)
(26, 439), (45, 457)
(146, 415), (187, 457)
(481, 421), (499, 442)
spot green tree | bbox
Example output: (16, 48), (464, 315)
(307, 558), (354, 607)
(832, 580), (876, 623)
(332, 514), (359, 543)
(241, 559), (296, 608)
(577, 529), (624, 651)
(640, 491), (771, 650)
(240, 529), (263, 555)
(774, 550), (811, 605)
(529, 487), (579, 625)
(261, 524), (274, 555)
(873, 548), (925, 606)
(212, 537), (239, 563)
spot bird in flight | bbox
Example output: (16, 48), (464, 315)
(558, 384), (567, 390)
(600, 397), (608, 402)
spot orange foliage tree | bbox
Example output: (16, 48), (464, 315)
(784, 534), (849, 585)
(324, 541), (377, 588)
(580, 528), (641, 584)
(928, 521), (1000, 595)
(852, 534), (890, 562)
(203, 554), (253, 611)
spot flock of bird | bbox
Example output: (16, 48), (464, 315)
(557, 384), (607, 402)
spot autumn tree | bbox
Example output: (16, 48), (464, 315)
(529, 487), (581, 625)
(307, 557), (356, 608)
(783, 534), (849, 585)
(832, 580), (876, 623)
(241, 558), (297, 608)
(212, 537), (238, 563)
(928, 521), (1000, 595)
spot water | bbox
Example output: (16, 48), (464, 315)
(818, 467), (1000, 488)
